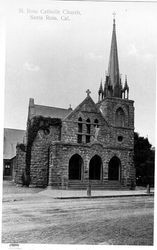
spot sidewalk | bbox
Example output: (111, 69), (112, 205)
(38, 188), (154, 199)
(2, 181), (154, 202)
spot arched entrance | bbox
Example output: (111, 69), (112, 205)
(89, 155), (102, 180)
(108, 156), (121, 180)
(69, 154), (83, 180)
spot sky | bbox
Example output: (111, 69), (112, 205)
(2, 0), (157, 146)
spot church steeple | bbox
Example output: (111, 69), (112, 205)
(97, 15), (130, 102)
(108, 16), (120, 97)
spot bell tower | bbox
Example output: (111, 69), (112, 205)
(97, 16), (135, 188)
(97, 17), (134, 130)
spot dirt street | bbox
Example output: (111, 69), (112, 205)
(2, 188), (154, 245)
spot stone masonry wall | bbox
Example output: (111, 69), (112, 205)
(15, 95), (135, 188)
(62, 113), (133, 150)
(49, 142), (134, 188)
(15, 145), (26, 185)
(62, 110), (107, 144)
(98, 97), (134, 129)
(30, 125), (61, 187)
(109, 127), (134, 149)
(15, 124), (61, 187)
(61, 96), (134, 151)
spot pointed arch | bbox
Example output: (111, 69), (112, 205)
(89, 155), (102, 180)
(69, 154), (83, 180)
(108, 156), (121, 180)
(94, 119), (99, 127)
(78, 117), (83, 133)
(78, 117), (82, 122)
(115, 107), (125, 127)
(86, 118), (91, 143)
(86, 118), (91, 134)
(113, 104), (128, 127)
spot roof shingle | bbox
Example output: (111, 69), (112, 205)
(34, 105), (72, 119)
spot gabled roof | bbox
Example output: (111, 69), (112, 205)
(34, 104), (71, 119)
(3, 128), (25, 159)
(28, 98), (72, 120)
(63, 94), (107, 124)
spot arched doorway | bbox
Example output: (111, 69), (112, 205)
(69, 154), (83, 180)
(108, 156), (121, 180)
(89, 155), (102, 180)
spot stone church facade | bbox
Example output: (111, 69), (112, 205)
(15, 18), (135, 189)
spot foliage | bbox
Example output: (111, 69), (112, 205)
(17, 143), (26, 152)
(24, 116), (61, 186)
(134, 132), (155, 187)
(22, 171), (31, 187)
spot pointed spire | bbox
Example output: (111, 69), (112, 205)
(108, 15), (120, 96)
(97, 15), (130, 101)
(98, 79), (103, 94)
(123, 75), (129, 99)
(98, 79), (103, 102)
(124, 75), (129, 89)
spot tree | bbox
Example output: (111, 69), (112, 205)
(134, 132), (155, 187)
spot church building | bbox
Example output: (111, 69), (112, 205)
(15, 18), (135, 189)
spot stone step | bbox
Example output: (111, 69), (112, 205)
(68, 186), (126, 190)
(68, 181), (121, 185)
(68, 180), (120, 183)
(68, 184), (122, 188)
(68, 180), (126, 190)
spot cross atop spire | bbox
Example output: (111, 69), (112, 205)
(86, 89), (91, 96)
(112, 12), (116, 22)
(112, 12), (116, 18)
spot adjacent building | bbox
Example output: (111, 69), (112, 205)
(3, 128), (25, 180)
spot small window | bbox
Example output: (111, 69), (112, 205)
(44, 128), (50, 135)
(86, 118), (91, 134)
(78, 117), (83, 133)
(118, 136), (123, 142)
(78, 117), (82, 122)
(5, 165), (10, 169)
(77, 134), (82, 143)
(87, 124), (90, 134)
(78, 123), (82, 133)
(94, 119), (99, 127)
(86, 135), (90, 143)
(4, 164), (11, 176)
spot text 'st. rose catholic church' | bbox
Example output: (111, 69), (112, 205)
(15, 18), (135, 189)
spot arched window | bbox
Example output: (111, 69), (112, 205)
(86, 118), (91, 143)
(78, 117), (82, 133)
(77, 117), (83, 143)
(86, 118), (91, 134)
(115, 108), (125, 127)
(94, 119), (99, 127)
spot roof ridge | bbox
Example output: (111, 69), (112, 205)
(35, 104), (69, 111)
(4, 128), (25, 132)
